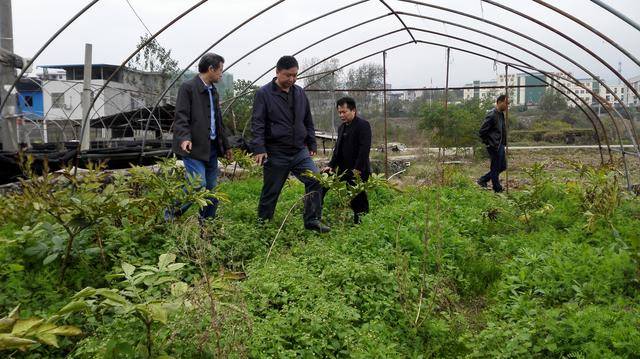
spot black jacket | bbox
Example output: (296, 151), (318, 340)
(172, 75), (230, 162)
(329, 116), (372, 180)
(479, 108), (507, 149)
(250, 79), (317, 155)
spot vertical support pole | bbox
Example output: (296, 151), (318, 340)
(0, 0), (18, 152)
(443, 48), (450, 167)
(80, 43), (92, 151)
(383, 51), (388, 178)
(504, 65), (510, 194)
(331, 72), (337, 140)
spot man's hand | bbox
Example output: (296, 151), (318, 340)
(254, 153), (268, 165)
(180, 140), (192, 153)
(225, 149), (233, 161)
(321, 166), (333, 174)
(309, 150), (316, 156)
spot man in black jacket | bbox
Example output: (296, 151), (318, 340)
(478, 94), (509, 193)
(169, 53), (232, 220)
(250, 56), (329, 233)
(321, 97), (372, 224)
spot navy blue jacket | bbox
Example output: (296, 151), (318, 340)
(172, 76), (230, 162)
(250, 79), (317, 155)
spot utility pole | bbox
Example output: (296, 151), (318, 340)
(80, 43), (92, 151)
(0, 0), (18, 152)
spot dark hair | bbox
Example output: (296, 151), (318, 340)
(276, 56), (299, 71)
(198, 53), (224, 73)
(496, 94), (508, 103)
(336, 96), (357, 111)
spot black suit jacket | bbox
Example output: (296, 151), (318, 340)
(172, 75), (230, 162)
(329, 116), (372, 180)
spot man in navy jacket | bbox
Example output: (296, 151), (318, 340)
(321, 97), (372, 224)
(250, 56), (330, 233)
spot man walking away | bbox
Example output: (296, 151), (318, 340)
(169, 53), (232, 220)
(250, 55), (330, 233)
(478, 94), (509, 193)
(321, 97), (372, 224)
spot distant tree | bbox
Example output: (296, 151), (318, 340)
(344, 63), (384, 114)
(538, 89), (567, 114)
(301, 58), (342, 132)
(222, 79), (258, 136)
(419, 98), (492, 148)
(126, 35), (180, 106)
(127, 35), (179, 76)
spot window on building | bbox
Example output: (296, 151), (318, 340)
(51, 93), (65, 108)
(24, 95), (33, 107)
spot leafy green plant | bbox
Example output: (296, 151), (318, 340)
(0, 305), (82, 352)
(70, 253), (188, 358)
(569, 161), (623, 231)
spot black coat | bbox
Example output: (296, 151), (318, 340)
(479, 108), (506, 149)
(250, 79), (317, 155)
(172, 75), (230, 162)
(328, 116), (372, 180)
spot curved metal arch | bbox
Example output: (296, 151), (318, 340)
(480, 0), (640, 149)
(79, 0), (209, 154)
(0, 0), (101, 114)
(223, 0), (371, 74)
(532, 0), (640, 68)
(400, 0), (639, 153)
(139, 0), (286, 156)
(301, 38), (609, 165)
(217, 12), (397, 117)
(590, 0), (640, 32)
(295, 26), (617, 163)
(378, 0), (416, 43)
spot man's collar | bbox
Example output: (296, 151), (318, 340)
(197, 75), (214, 93)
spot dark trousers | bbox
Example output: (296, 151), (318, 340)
(479, 144), (507, 192)
(321, 175), (369, 217)
(258, 148), (322, 225)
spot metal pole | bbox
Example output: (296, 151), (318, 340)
(383, 51), (388, 179)
(504, 65), (509, 194)
(590, 0), (640, 32)
(331, 72), (337, 140)
(443, 47), (450, 163)
(80, 43), (92, 151)
(0, 0), (18, 152)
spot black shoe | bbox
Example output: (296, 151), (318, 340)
(304, 220), (331, 233)
(476, 179), (488, 188)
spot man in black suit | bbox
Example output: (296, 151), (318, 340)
(478, 94), (509, 193)
(250, 55), (330, 233)
(321, 97), (372, 224)
(169, 53), (232, 220)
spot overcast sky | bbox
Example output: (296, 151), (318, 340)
(9, 0), (640, 89)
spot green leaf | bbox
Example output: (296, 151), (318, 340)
(154, 276), (176, 286)
(158, 253), (176, 270)
(0, 318), (17, 332)
(170, 282), (189, 297)
(49, 325), (82, 336)
(147, 303), (168, 324)
(11, 318), (44, 336)
(35, 332), (58, 347)
(166, 263), (185, 272)
(96, 289), (128, 305)
(57, 300), (90, 316)
(0, 333), (38, 350)
(43, 253), (59, 265)
(122, 262), (136, 278)
(73, 287), (97, 299)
